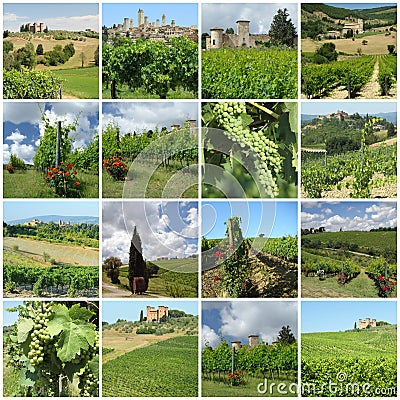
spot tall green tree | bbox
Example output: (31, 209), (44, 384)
(268, 8), (297, 47)
(128, 226), (147, 293)
(103, 256), (122, 284)
(277, 325), (296, 344)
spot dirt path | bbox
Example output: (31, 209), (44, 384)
(102, 281), (167, 298)
(201, 253), (297, 298)
(301, 147), (326, 153)
(358, 59), (380, 98)
(369, 137), (397, 148)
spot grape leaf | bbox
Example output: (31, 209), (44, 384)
(17, 318), (34, 343)
(18, 369), (37, 387)
(68, 304), (94, 321)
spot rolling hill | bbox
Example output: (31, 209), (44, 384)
(7, 215), (99, 225)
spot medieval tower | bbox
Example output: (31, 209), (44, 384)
(138, 8), (144, 26)
(248, 335), (259, 348)
(236, 20), (250, 47)
(162, 13), (166, 27)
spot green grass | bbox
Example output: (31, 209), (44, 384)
(303, 231), (397, 255)
(3, 168), (98, 198)
(302, 325), (397, 359)
(102, 160), (198, 198)
(102, 84), (196, 99)
(102, 336), (198, 397)
(155, 258), (198, 273)
(3, 356), (20, 397)
(53, 66), (99, 99)
(301, 269), (390, 298)
(117, 262), (198, 297)
(202, 377), (296, 397)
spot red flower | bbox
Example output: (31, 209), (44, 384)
(64, 172), (70, 177)
(67, 163), (73, 167)
(382, 286), (387, 291)
(74, 181), (81, 186)
(214, 276), (220, 283)
(378, 276), (384, 281)
(73, 171), (77, 175)
(215, 251), (220, 258)
(230, 245), (235, 250)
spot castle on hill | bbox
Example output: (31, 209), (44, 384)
(206, 20), (269, 49)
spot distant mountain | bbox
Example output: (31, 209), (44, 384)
(6, 215), (99, 225)
(302, 112), (397, 125)
(301, 114), (318, 123)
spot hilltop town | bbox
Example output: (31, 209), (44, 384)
(105, 8), (197, 43)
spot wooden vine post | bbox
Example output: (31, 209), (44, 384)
(228, 218), (234, 247)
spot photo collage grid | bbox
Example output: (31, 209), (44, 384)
(1, 0), (398, 398)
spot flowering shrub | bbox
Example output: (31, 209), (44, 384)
(337, 272), (347, 284)
(6, 164), (14, 173)
(46, 162), (81, 197)
(103, 156), (128, 181)
(377, 275), (396, 297)
(228, 370), (246, 386)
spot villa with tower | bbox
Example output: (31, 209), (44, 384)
(358, 317), (376, 329)
(146, 305), (169, 322)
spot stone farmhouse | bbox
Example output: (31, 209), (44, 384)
(358, 317), (377, 329)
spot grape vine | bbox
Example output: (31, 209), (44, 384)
(4, 301), (99, 397)
(202, 101), (298, 198)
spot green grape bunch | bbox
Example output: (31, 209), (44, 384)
(211, 102), (282, 197)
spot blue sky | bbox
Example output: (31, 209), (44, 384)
(202, 301), (298, 349)
(302, 301), (397, 333)
(3, 3), (99, 32)
(103, 3), (197, 28)
(103, 300), (198, 324)
(326, 3), (396, 10)
(202, 201), (298, 239)
(301, 201), (397, 231)
(302, 102), (397, 116)
(4, 201), (99, 223)
(3, 102), (99, 165)
(102, 201), (198, 262)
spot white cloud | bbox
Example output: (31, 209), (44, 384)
(217, 301), (297, 345)
(202, 325), (220, 349)
(6, 129), (26, 143)
(3, 130), (35, 164)
(323, 208), (333, 214)
(102, 201), (198, 263)
(302, 202), (397, 232)
(3, 12), (28, 21)
(202, 3), (298, 34)
(102, 102), (198, 134)
(4, 14), (99, 32)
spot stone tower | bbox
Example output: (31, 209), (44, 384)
(210, 28), (224, 49)
(138, 9), (144, 26)
(123, 17), (129, 31)
(162, 13), (166, 27)
(144, 16), (149, 28)
(248, 335), (259, 348)
(236, 20), (250, 47)
(171, 19), (176, 28)
(156, 19), (160, 28)
(231, 341), (242, 350)
(130, 19), (134, 29)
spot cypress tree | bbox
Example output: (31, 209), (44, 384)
(128, 226), (147, 292)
